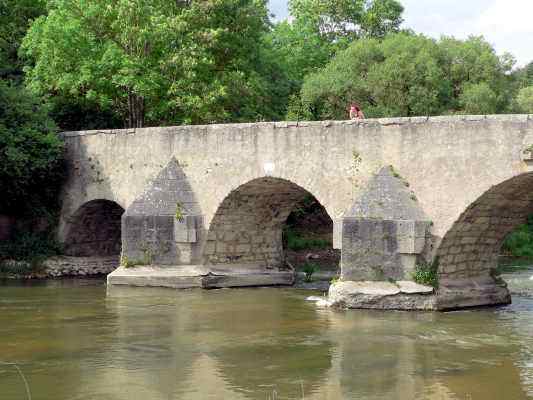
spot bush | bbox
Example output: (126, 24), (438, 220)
(412, 261), (439, 288)
(302, 262), (319, 282)
(502, 215), (533, 258)
(0, 228), (62, 269)
(516, 86), (533, 113)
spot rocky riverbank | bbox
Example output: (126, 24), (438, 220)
(0, 256), (119, 279)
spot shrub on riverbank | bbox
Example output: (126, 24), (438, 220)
(502, 216), (533, 258)
(0, 229), (62, 275)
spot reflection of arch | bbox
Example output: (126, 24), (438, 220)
(203, 177), (333, 268)
(436, 172), (533, 281)
(207, 290), (333, 399)
(64, 199), (125, 256)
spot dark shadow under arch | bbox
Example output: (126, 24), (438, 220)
(203, 177), (334, 268)
(64, 199), (125, 256)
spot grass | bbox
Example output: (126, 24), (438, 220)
(302, 262), (319, 282)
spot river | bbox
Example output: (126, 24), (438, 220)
(1, 273), (533, 400)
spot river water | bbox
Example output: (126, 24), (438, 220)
(1, 276), (533, 400)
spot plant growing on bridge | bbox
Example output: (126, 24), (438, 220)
(523, 144), (533, 155)
(175, 202), (184, 222)
(412, 260), (439, 289)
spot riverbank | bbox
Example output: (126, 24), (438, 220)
(0, 256), (118, 279)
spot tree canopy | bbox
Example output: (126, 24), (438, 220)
(293, 33), (516, 120)
(0, 0), (46, 81)
(21, 0), (281, 128)
(267, 0), (404, 93)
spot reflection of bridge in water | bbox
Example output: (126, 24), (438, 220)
(98, 288), (532, 399)
(3, 281), (531, 399)
(58, 115), (533, 309)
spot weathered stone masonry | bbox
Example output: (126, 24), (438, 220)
(58, 115), (533, 308)
(204, 177), (309, 267)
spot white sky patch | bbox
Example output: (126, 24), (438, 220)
(268, 0), (533, 66)
(401, 0), (533, 67)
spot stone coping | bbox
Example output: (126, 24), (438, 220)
(61, 114), (533, 137)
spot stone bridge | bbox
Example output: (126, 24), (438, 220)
(58, 115), (533, 310)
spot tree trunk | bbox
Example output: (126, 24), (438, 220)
(127, 92), (145, 128)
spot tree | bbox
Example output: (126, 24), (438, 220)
(0, 0), (46, 81)
(0, 80), (64, 216)
(267, 0), (404, 116)
(439, 36), (514, 113)
(296, 33), (449, 119)
(459, 82), (498, 115)
(294, 33), (514, 120)
(289, 0), (403, 44)
(516, 86), (533, 113)
(21, 0), (276, 128)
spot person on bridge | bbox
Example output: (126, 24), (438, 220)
(349, 103), (365, 120)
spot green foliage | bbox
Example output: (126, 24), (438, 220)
(459, 82), (498, 114)
(0, 228), (61, 270)
(120, 255), (143, 269)
(412, 261), (439, 288)
(21, 0), (282, 127)
(502, 216), (533, 258)
(330, 276), (341, 285)
(268, 0), (404, 116)
(302, 262), (319, 282)
(0, 0), (46, 81)
(175, 202), (184, 222)
(516, 86), (533, 113)
(297, 33), (515, 119)
(0, 80), (65, 216)
(120, 249), (152, 268)
(289, 0), (403, 44)
(284, 229), (331, 251)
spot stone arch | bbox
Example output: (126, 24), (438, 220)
(436, 172), (533, 307)
(203, 177), (333, 268)
(64, 199), (125, 256)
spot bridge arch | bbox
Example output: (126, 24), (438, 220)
(203, 177), (334, 268)
(436, 172), (533, 282)
(64, 199), (125, 256)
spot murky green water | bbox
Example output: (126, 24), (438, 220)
(1, 279), (533, 400)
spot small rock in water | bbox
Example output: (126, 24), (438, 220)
(305, 296), (331, 307)
(315, 299), (331, 307)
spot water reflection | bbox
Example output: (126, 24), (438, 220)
(1, 280), (533, 399)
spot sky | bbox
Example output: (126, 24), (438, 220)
(268, 0), (533, 67)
